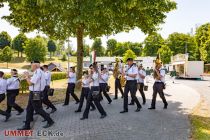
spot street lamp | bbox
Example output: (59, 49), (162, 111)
(66, 37), (71, 72)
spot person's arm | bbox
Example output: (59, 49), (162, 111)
(139, 71), (146, 79)
(6, 78), (12, 86)
(127, 67), (137, 78)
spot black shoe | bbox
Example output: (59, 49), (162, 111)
(46, 106), (50, 110)
(148, 107), (156, 110)
(135, 107), (141, 112)
(108, 101), (112, 104)
(75, 101), (80, 104)
(100, 114), (107, 119)
(164, 103), (168, 109)
(23, 119), (34, 123)
(80, 117), (88, 120)
(17, 126), (31, 130)
(113, 97), (118, 100)
(43, 121), (54, 128)
(50, 108), (57, 114)
(120, 110), (128, 113)
(128, 103), (134, 105)
(16, 110), (24, 116)
(42, 119), (47, 122)
(62, 104), (68, 106)
(90, 108), (96, 111)
(5, 113), (11, 122)
(75, 109), (81, 113)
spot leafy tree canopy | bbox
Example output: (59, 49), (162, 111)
(0, 31), (11, 49)
(12, 33), (27, 57)
(122, 49), (137, 63)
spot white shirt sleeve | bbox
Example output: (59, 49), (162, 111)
(7, 78), (12, 86)
(92, 73), (98, 81)
(160, 70), (165, 77)
(30, 72), (41, 84)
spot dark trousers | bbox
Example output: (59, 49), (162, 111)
(151, 82), (168, 107)
(0, 94), (8, 116)
(83, 86), (106, 118)
(42, 86), (56, 109)
(64, 83), (80, 105)
(99, 83), (112, 102)
(77, 87), (95, 110)
(6, 89), (24, 114)
(25, 91), (54, 128)
(115, 78), (124, 98)
(131, 83), (146, 104)
(124, 80), (141, 111)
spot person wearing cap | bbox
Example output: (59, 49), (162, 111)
(0, 71), (11, 121)
(18, 61), (54, 130)
(148, 62), (168, 110)
(6, 69), (24, 118)
(129, 64), (146, 105)
(75, 71), (96, 113)
(42, 65), (57, 113)
(80, 64), (107, 120)
(63, 66), (80, 106)
(99, 67), (112, 104)
(120, 58), (142, 113)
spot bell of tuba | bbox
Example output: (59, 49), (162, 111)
(153, 53), (162, 79)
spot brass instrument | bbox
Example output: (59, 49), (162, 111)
(113, 58), (126, 87)
(153, 53), (162, 79)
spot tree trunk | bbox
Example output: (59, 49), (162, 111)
(50, 52), (52, 59)
(76, 25), (84, 82)
(21, 52), (23, 57)
(7, 62), (8, 68)
(18, 51), (19, 57)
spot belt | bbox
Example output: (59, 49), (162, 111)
(127, 80), (137, 81)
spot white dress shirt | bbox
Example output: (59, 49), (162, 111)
(44, 71), (51, 86)
(90, 72), (99, 87)
(29, 68), (46, 91)
(126, 64), (138, 81)
(155, 69), (165, 83)
(82, 78), (90, 88)
(0, 78), (7, 94)
(68, 72), (76, 83)
(138, 70), (146, 83)
(99, 73), (109, 83)
(7, 76), (20, 90)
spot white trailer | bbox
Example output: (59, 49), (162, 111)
(171, 54), (204, 79)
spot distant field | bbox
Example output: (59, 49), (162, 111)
(0, 56), (77, 70)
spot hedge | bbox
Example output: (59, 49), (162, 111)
(4, 72), (66, 93)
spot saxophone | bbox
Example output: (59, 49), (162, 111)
(113, 58), (126, 87)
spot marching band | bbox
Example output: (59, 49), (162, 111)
(0, 57), (168, 130)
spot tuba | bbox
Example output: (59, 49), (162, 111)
(153, 53), (162, 79)
(113, 58), (126, 87)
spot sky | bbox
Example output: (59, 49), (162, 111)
(0, 0), (210, 50)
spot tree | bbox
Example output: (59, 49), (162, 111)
(24, 36), (47, 62)
(1, 0), (176, 80)
(128, 42), (142, 56)
(84, 44), (90, 57)
(12, 33), (27, 57)
(113, 42), (129, 56)
(157, 45), (172, 64)
(195, 23), (210, 63)
(0, 46), (13, 68)
(143, 33), (164, 56)
(47, 40), (57, 58)
(0, 31), (11, 49)
(91, 38), (105, 56)
(106, 39), (117, 56)
(123, 49), (137, 63)
(166, 32), (198, 61)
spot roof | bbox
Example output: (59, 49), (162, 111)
(48, 62), (65, 72)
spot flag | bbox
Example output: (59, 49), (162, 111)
(90, 50), (96, 64)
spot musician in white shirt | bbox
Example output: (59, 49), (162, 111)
(6, 69), (24, 118)
(120, 58), (142, 113)
(99, 68), (112, 104)
(0, 71), (10, 121)
(63, 67), (80, 106)
(75, 71), (96, 112)
(18, 61), (54, 130)
(81, 64), (107, 120)
(42, 65), (57, 113)
(129, 65), (146, 105)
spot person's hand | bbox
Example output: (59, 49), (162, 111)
(23, 71), (29, 79)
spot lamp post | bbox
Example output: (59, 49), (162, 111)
(66, 38), (71, 72)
